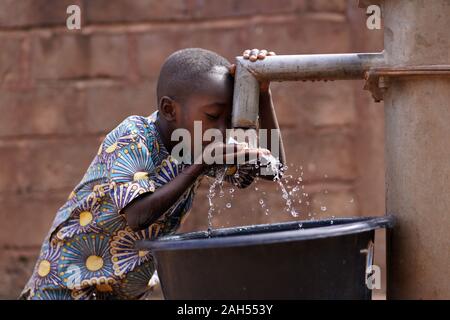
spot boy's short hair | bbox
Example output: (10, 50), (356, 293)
(156, 48), (232, 104)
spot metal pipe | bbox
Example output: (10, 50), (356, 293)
(232, 52), (385, 128)
(232, 62), (261, 128)
(383, 0), (450, 299)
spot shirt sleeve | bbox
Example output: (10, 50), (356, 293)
(105, 116), (157, 213)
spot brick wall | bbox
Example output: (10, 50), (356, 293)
(0, 0), (384, 299)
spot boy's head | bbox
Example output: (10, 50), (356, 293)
(156, 48), (234, 152)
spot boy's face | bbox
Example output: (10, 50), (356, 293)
(175, 70), (234, 149)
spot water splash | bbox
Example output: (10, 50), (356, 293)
(204, 138), (335, 229)
(206, 167), (226, 235)
(252, 152), (301, 217)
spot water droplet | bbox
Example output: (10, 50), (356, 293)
(207, 168), (226, 231)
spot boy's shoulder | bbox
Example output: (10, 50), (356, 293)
(107, 112), (158, 143)
(98, 111), (166, 161)
(116, 113), (154, 133)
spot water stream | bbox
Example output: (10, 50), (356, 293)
(204, 140), (336, 233)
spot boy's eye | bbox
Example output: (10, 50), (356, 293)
(205, 113), (220, 120)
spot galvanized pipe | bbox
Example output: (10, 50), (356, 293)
(383, 0), (450, 299)
(232, 52), (385, 128)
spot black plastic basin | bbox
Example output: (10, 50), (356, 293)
(137, 216), (394, 300)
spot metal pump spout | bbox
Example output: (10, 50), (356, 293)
(231, 52), (386, 129)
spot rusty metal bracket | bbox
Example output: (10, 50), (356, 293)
(364, 65), (450, 102)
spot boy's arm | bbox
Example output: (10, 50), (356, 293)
(258, 87), (286, 172)
(243, 49), (286, 180)
(123, 144), (267, 231)
(123, 164), (205, 231)
(233, 49), (287, 181)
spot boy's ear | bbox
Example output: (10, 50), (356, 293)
(159, 96), (177, 121)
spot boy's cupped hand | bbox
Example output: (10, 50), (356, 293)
(198, 141), (271, 167)
(229, 48), (276, 93)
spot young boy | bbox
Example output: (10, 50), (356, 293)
(20, 48), (285, 300)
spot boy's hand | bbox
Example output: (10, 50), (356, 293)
(229, 48), (276, 93)
(242, 48), (276, 62)
(199, 141), (271, 167)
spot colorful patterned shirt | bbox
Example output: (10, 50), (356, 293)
(20, 111), (255, 300)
